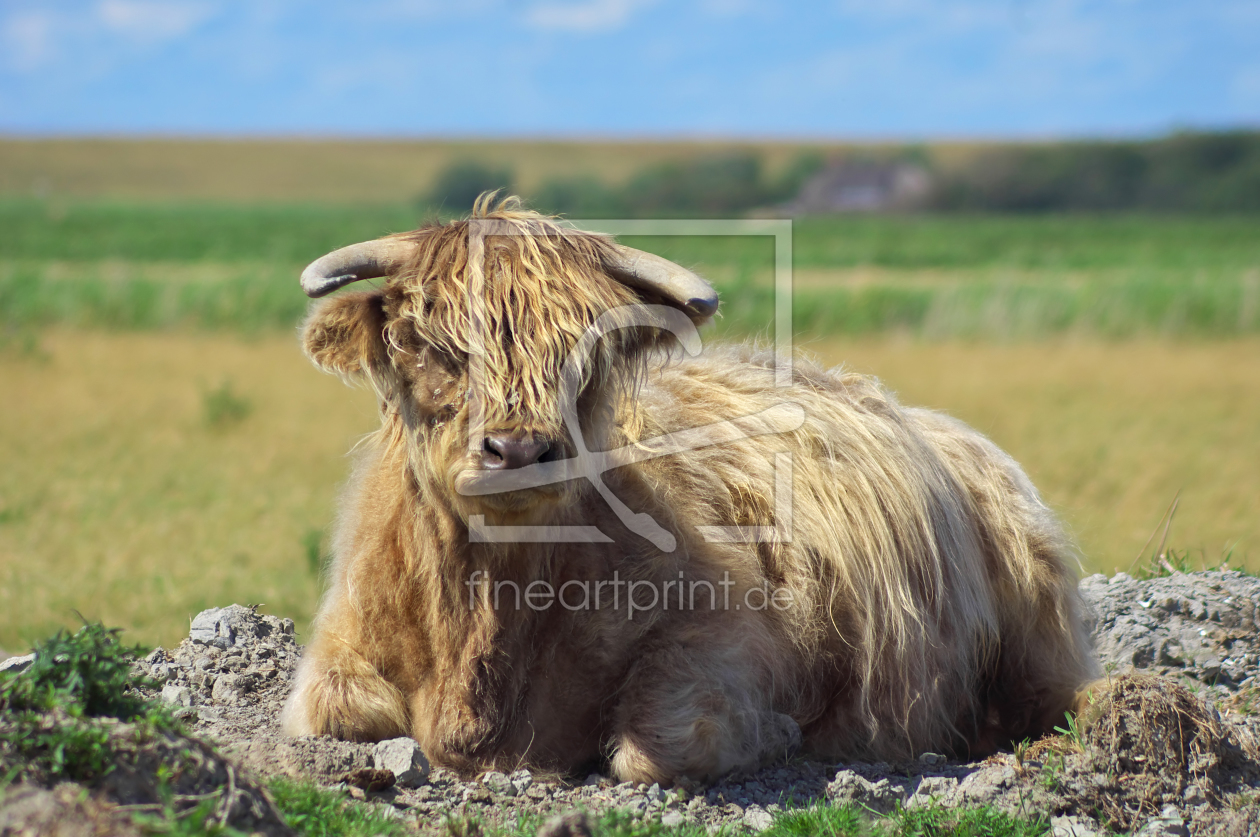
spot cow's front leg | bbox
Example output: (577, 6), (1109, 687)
(282, 628), (410, 742)
(608, 628), (799, 784)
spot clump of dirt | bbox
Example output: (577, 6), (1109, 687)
(1038, 675), (1260, 831)
(0, 782), (142, 837)
(0, 710), (290, 835)
(1086, 675), (1228, 791)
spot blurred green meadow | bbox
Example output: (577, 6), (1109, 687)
(4, 200), (1258, 338)
(1, 145), (1258, 649)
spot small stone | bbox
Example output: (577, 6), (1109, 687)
(211, 674), (240, 702)
(582, 773), (604, 786)
(526, 784), (549, 800)
(625, 798), (648, 815)
(646, 783), (664, 803)
(160, 684), (193, 707)
(510, 768), (533, 794)
(1051, 815), (1101, 837)
(1183, 783), (1208, 806)
(481, 770), (516, 796)
(1135, 805), (1188, 837)
(743, 806), (774, 832)
(0, 654), (34, 674)
(957, 764), (1015, 804)
(373, 738), (430, 788)
(917, 752), (945, 766)
(461, 786), (491, 804)
(826, 770), (903, 814)
(661, 811), (686, 828)
(907, 776), (958, 809)
(687, 796), (705, 812)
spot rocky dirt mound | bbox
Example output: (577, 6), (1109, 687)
(0, 620), (291, 837)
(117, 573), (1260, 835)
(5, 572), (1260, 836)
(1084, 570), (1260, 691)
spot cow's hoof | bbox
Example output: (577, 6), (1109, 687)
(762, 712), (802, 762)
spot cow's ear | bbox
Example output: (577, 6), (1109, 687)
(302, 290), (389, 380)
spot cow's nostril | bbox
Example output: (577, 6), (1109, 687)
(482, 436), (551, 470)
(482, 437), (505, 465)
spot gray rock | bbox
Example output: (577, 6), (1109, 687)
(189, 604), (285, 650)
(957, 764), (1015, 804)
(906, 776), (958, 808)
(211, 674), (241, 702)
(462, 785), (491, 804)
(0, 654), (34, 674)
(646, 783), (664, 803)
(373, 738), (430, 788)
(826, 770), (904, 814)
(510, 768), (533, 794)
(1051, 815), (1102, 837)
(661, 811), (686, 828)
(1183, 782), (1208, 806)
(1081, 570), (1260, 687)
(1135, 805), (1189, 837)
(482, 770), (517, 796)
(743, 806), (774, 832)
(917, 752), (946, 766)
(160, 684), (193, 707)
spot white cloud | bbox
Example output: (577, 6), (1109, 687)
(97, 0), (215, 44)
(525, 0), (656, 33)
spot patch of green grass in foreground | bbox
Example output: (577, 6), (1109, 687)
(437, 801), (1052, 837)
(0, 622), (178, 784)
(267, 777), (411, 837)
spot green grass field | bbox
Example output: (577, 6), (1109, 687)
(4, 200), (1258, 338)
(1, 195), (1258, 649)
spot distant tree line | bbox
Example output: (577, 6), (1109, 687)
(934, 131), (1260, 213)
(422, 152), (824, 218)
(421, 131), (1260, 217)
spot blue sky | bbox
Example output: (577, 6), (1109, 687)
(1, 0), (1257, 138)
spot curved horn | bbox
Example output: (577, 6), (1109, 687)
(602, 245), (719, 319)
(300, 238), (418, 298)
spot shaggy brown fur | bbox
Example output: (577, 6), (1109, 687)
(282, 196), (1098, 783)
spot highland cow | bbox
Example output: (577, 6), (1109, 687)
(282, 196), (1097, 783)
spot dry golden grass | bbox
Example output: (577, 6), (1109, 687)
(809, 336), (1260, 577)
(1, 330), (1257, 651)
(0, 137), (836, 204)
(0, 330), (377, 652)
